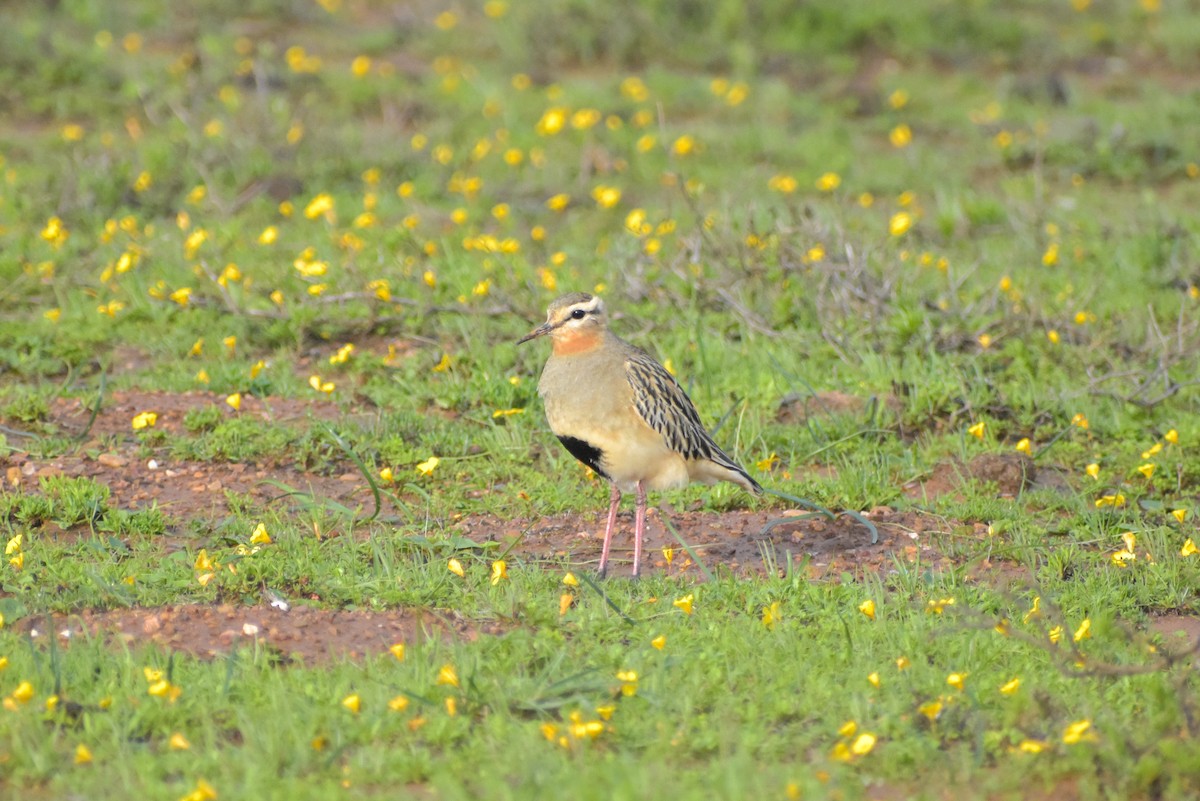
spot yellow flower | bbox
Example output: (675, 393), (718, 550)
(837, 720), (857, 738)
(967, 421), (986, 439)
(1073, 619), (1091, 642)
(1047, 329), (1061, 344)
(546, 193), (570, 211)
(417, 456), (440, 476)
(308, 375), (335, 394)
(651, 635), (666, 650)
(756, 452), (779, 472)
(250, 523), (271, 545)
(535, 107), (567, 136)
(889, 124), (912, 148)
(62, 123), (85, 141)
(768, 174), (798, 193)
(12, 681), (34, 703)
(169, 732), (191, 750)
(388, 695), (410, 712)
(44, 308), (61, 323)
(559, 593), (574, 616)
(304, 193), (335, 220)
(1018, 739), (1047, 754)
(888, 88), (909, 108)
(1164, 429), (1179, 444)
(1062, 719), (1094, 744)
(1137, 463), (1155, 479)
(379, 467), (394, 484)
(437, 664), (459, 687)
(490, 560), (508, 585)
(1181, 538), (1197, 557)
(40, 216), (69, 248)
(858, 599), (876, 620)
(999, 677), (1021, 695)
(851, 733), (877, 756)
(388, 643), (406, 662)
(1042, 243), (1059, 266)
(169, 287), (192, 306)
(225, 393), (242, 411)
(1112, 549), (1135, 568)
(1015, 438), (1032, 455)
(889, 212), (913, 237)
(342, 694), (361, 714)
(673, 594), (694, 615)
(946, 672), (967, 690)
(1085, 463), (1100, 480)
(350, 55), (371, 77)
(895, 656), (910, 670)
(672, 135), (696, 156)
(432, 354), (452, 372)
(74, 744), (93, 764)
(445, 697), (457, 716)
(591, 185), (621, 208)
(867, 672), (881, 688)
(447, 558), (464, 577)
(1172, 509), (1189, 524)
(761, 601), (781, 629)
(562, 572), (579, 588)
(131, 411), (158, 430)
(434, 11), (457, 29)
(616, 670), (638, 697)
(918, 700), (943, 721)
(1095, 493), (1125, 508)
(1048, 625), (1064, 643)
(815, 172), (841, 192)
(926, 597), (955, 614)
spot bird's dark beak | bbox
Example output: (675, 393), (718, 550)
(517, 322), (553, 345)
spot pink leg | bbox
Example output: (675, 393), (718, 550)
(598, 483), (621, 577)
(632, 481), (647, 578)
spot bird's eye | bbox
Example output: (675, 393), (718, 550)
(570, 308), (587, 320)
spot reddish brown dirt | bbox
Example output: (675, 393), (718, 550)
(6, 390), (373, 519)
(1149, 613), (1200, 665)
(13, 604), (499, 664)
(45, 389), (346, 440)
(904, 453), (1072, 501)
(458, 507), (953, 579)
(1, 389), (1074, 659)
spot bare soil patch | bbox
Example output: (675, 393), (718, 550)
(15, 603), (498, 664)
(6, 390), (375, 521)
(458, 507), (954, 579)
(44, 389), (347, 440)
(905, 453), (1073, 501)
(1148, 613), (1200, 665)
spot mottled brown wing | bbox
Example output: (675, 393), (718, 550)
(624, 348), (762, 493)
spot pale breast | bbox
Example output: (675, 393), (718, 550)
(538, 346), (689, 491)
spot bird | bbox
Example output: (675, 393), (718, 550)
(518, 292), (763, 577)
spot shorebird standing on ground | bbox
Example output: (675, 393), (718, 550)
(518, 292), (763, 577)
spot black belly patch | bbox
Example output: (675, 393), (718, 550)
(556, 435), (609, 479)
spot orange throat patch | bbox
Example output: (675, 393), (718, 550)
(551, 329), (602, 356)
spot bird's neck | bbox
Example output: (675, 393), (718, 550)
(551, 328), (605, 356)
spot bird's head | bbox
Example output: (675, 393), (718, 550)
(517, 293), (607, 352)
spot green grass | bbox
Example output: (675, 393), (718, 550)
(2, 0), (1200, 798)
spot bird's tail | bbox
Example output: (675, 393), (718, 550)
(696, 450), (764, 495)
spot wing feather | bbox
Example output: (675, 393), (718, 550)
(624, 349), (763, 494)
